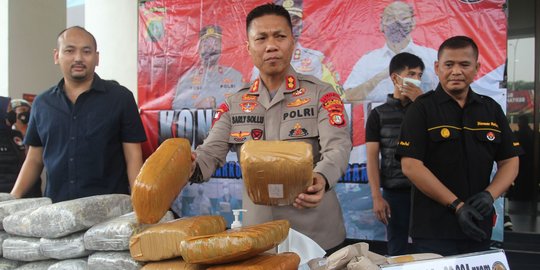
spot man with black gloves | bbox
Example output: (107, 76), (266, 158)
(396, 36), (521, 256)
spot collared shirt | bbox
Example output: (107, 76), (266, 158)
(344, 41), (438, 102)
(192, 66), (351, 250)
(395, 85), (521, 239)
(25, 74), (147, 202)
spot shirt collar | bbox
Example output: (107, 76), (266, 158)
(249, 66), (300, 95)
(433, 84), (482, 105)
(386, 94), (410, 107)
(52, 73), (106, 94)
(382, 40), (416, 58)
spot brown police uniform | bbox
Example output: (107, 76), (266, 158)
(192, 66), (351, 250)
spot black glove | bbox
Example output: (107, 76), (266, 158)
(466, 191), (494, 216)
(456, 203), (487, 242)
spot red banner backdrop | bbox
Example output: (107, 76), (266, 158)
(138, 0), (507, 240)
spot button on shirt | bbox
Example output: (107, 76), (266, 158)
(395, 86), (522, 239)
(24, 74), (147, 202)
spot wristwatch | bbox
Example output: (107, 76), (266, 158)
(447, 198), (463, 214)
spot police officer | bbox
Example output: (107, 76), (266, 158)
(251, 0), (344, 97)
(188, 3), (352, 254)
(0, 97), (41, 197)
(396, 36), (521, 256)
(172, 25), (244, 110)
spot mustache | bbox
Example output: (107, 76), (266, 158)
(71, 62), (86, 68)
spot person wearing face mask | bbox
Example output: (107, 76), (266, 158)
(172, 25), (244, 110)
(365, 52), (423, 255)
(0, 97), (41, 197)
(344, 1), (438, 103)
(8, 99), (31, 136)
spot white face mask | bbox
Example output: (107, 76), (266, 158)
(397, 75), (422, 88)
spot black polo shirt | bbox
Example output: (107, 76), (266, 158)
(25, 74), (147, 202)
(396, 85), (521, 239)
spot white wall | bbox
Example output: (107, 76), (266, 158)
(85, 0), (138, 101)
(8, 0), (65, 99)
(0, 0), (8, 97)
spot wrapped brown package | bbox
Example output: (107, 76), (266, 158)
(130, 216), (226, 262)
(142, 259), (207, 270)
(132, 138), (191, 224)
(207, 252), (300, 270)
(180, 220), (290, 264)
(240, 140), (313, 206)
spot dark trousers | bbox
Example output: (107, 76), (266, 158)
(383, 189), (411, 256)
(413, 237), (491, 256)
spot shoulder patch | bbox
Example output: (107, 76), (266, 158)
(212, 103), (229, 127)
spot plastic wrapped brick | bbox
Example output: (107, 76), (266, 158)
(88, 251), (143, 270)
(84, 211), (174, 251)
(132, 138), (191, 224)
(39, 232), (92, 259)
(240, 140), (313, 206)
(207, 252), (300, 270)
(0, 230), (9, 256)
(0, 192), (15, 202)
(0, 258), (22, 269)
(2, 236), (48, 262)
(3, 194), (132, 238)
(141, 259), (207, 270)
(0, 197), (52, 230)
(15, 260), (57, 269)
(48, 259), (89, 270)
(130, 215), (226, 262)
(180, 220), (290, 264)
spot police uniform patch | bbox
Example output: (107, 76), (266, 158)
(292, 88), (306, 96)
(242, 94), (257, 101)
(287, 98), (310, 107)
(230, 131), (250, 142)
(212, 103), (229, 127)
(486, 131), (496, 141)
(250, 79), (260, 93)
(289, 123), (308, 137)
(299, 57), (313, 72)
(240, 102), (257, 113)
(286, 76), (296, 90)
(441, 128), (450, 138)
(329, 112), (344, 126)
(320, 92), (346, 127)
(251, 129), (263, 140)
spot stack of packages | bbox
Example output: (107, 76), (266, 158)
(129, 139), (301, 269)
(0, 193), (134, 269)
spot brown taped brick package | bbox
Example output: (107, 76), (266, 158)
(132, 138), (191, 224)
(129, 216), (226, 262)
(180, 220), (290, 264)
(207, 252), (300, 270)
(240, 140), (313, 206)
(142, 258), (207, 270)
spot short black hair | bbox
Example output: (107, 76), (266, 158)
(437, 35), (479, 60)
(246, 3), (292, 35)
(57, 26), (97, 51)
(389, 52), (425, 76)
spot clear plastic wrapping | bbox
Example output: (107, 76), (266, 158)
(0, 197), (52, 230)
(129, 215), (226, 262)
(48, 258), (89, 270)
(3, 194), (132, 238)
(39, 232), (92, 260)
(132, 138), (191, 224)
(14, 260), (58, 270)
(240, 141), (313, 206)
(0, 258), (22, 269)
(2, 236), (48, 262)
(180, 219), (290, 264)
(87, 251), (142, 270)
(0, 192), (15, 203)
(84, 211), (174, 251)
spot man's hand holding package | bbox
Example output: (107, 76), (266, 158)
(293, 172), (326, 209)
(189, 152), (197, 178)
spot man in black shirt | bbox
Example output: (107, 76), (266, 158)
(396, 36), (521, 256)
